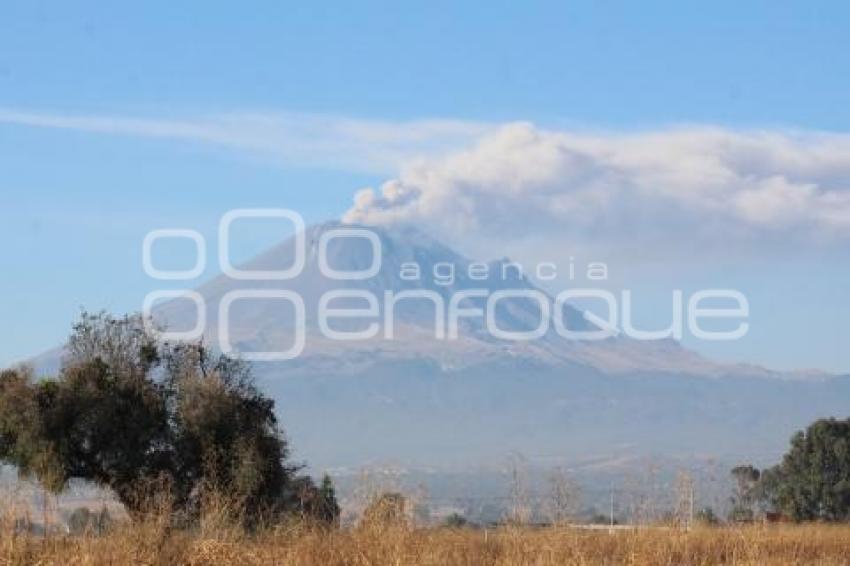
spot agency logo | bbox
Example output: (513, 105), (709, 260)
(143, 209), (749, 361)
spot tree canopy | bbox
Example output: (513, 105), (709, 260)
(0, 311), (338, 525)
(768, 418), (850, 521)
(733, 417), (850, 522)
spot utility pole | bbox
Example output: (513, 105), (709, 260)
(609, 486), (614, 528)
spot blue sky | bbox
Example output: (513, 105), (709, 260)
(2, 1), (849, 372)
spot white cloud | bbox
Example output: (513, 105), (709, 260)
(0, 108), (492, 174)
(4, 107), (850, 257)
(343, 122), (850, 257)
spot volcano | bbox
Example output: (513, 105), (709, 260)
(33, 222), (850, 470)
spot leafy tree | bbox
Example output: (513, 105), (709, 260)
(0, 311), (312, 524)
(162, 340), (296, 522)
(0, 367), (65, 493)
(762, 418), (850, 521)
(729, 465), (761, 521)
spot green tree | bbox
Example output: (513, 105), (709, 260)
(315, 474), (341, 525)
(0, 311), (312, 524)
(289, 473), (341, 526)
(762, 418), (850, 521)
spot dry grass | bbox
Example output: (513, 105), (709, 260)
(1, 521), (850, 565)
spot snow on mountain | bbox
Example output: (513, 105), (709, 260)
(153, 221), (756, 378)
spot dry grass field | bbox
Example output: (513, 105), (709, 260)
(2, 521), (850, 565)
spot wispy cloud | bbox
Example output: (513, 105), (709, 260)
(0, 108), (492, 174)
